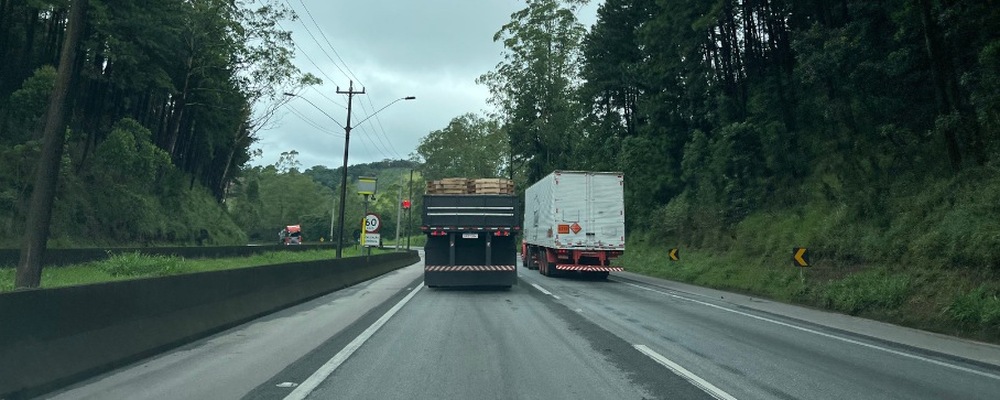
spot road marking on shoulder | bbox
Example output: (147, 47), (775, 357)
(634, 344), (737, 400)
(620, 281), (1000, 381)
(284, 284), (424, 400)
(531, 283), (561, 299)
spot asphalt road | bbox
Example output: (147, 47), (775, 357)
(519, 270), (1000, 400)
(286, 279), (705, 400)
(42, 253), (1000, 400)
(43, 260), (424, 400)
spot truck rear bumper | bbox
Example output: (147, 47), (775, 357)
(424, 265), (517, 287)
(554, 265), (624, 272)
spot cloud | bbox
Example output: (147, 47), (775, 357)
(252, 0), (599, 170)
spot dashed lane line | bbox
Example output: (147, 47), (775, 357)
(283, 283), (424, 400)
(531, 282), (561, 300)
(634, 344), (738, 400)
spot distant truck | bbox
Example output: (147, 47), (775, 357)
(522, 171), (625, 279)
(279, 225), (302, 245)
(422, 178), (518, 288)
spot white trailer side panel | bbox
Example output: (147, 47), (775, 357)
(524, 171), (625, 250)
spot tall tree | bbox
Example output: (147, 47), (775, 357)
(478, 0), (588, 183)
(416, 113), (509, 180)
(577, 0), (653, 171)
(16, 0), (86, 289)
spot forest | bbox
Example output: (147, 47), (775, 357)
(458, 0), (1000, 271)
(440, 0), (1000, 336)
(0, 0), (317, 248)
(2, 0), (999, 328)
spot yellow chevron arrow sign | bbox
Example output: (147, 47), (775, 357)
(793, 247), (809, 267)
(669, 248), (679, 261)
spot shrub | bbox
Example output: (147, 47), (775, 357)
(97, 252), (187, 278)
(822, 269), (911, 315)
(946, 286), (1000, 329)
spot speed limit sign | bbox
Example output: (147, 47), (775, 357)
(364, 213), (381, 233)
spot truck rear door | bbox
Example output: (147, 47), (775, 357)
(587, 173), (624, 248)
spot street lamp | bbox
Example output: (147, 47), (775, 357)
(285, 89), (415, 258)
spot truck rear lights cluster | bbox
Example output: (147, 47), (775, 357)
(430, 231), (448, 236)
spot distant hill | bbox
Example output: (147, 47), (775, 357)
(303, 160), (420, 192)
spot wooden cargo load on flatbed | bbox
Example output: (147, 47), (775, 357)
(468, 178), (515, 194)
(425, 177), (514, 195)
(425, 178), (469, 194)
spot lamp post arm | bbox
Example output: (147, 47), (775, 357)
(352, 96), (415, 129)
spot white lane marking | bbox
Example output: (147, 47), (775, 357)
(531, 283), (561, 299)
(284, 284), (424, 400)
(635, 344), (737, 400)
(620, 281), (1000, 381)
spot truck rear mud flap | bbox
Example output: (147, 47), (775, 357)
(424, 265), (517, 287)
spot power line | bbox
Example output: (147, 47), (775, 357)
(286, 0), (352, 82)
(294, 0), (359, 82)
(356, 98), (404, 159)
(309, 85), (347, 109)
(285, 0), (403, 159)
(351, 108), (397, 159)
(286, 105), (344, 137)
(276, 19), (348, 114)
(352, 114), (394, 160)
(289, 0), (406, 160)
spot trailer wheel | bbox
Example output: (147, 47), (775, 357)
(539, 249), (554, 277)
(535, 250), (549, 276)
(537, 249), (547, 276)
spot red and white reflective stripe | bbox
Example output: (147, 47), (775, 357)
(424, 265), (516, 272)
(554, 265), (624, 272)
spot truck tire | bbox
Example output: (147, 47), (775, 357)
(538, 249), (549, 276)
(539, 249), (556, 277)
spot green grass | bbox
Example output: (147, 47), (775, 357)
(944, 284), (1000, 331)
(0, 246), (399, 293)
(620, 244), (807, 303)
(821, 268), (912, 314)
(381, 234), (427, 248)
(621, 239), (1000, 343)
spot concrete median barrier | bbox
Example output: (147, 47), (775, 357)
(0, 251), (418, 399)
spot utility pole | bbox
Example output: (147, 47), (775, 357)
(328, 195), (337, 244)
(406, 169), (414, 250)
(334, 81), (365, 259)
(394, 178), (403, 251)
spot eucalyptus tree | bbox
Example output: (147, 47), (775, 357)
(478, 0), (588, 183)
(416, 113), (509, 180)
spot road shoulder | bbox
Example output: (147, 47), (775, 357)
(612, 270), (1000, 368)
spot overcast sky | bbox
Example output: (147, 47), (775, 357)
(252, 0), (600, 170)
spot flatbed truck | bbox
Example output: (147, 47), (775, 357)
(422, 192), (518, 287)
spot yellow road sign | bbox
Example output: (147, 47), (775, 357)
(357, 176), (377, 195)
(793, 247), (809, 267)
(669, 248), (679, 261)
